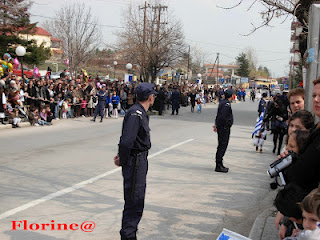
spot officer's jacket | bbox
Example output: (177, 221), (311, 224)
(118, 103), (151, 166)
(96, 90), (107, 103)
(215, 99), (233, 129)
(171, 90), (180, 103)
(258, 98), (266, 115)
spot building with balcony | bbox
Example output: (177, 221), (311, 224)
(19, 27), (64, 62)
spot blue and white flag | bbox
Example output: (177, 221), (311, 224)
(252, 112), (264, 137)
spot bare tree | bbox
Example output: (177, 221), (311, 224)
(190, 46), (208, 72)
(43, 3), (101, 74)
(218, 0), (313, 56)
(116, 0), (185, 82)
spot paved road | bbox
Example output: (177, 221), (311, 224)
(0, 99), (277, 240)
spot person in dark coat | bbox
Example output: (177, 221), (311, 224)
(284, 78), (320, 193)
(189, 90), (196, 113)
(213, 89), (234, 173)
(91, 84), (107, 122)
(114, 82), (156, 240)
(264, 98), (288, 155)
(170, 87), (180, 115)
(157, 87), (165, 115)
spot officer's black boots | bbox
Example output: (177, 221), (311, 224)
(100, 117), (103, 123)
(91, 117), (96, 122)
(215, 164), (228, 173)
(121, 236), (137, 240)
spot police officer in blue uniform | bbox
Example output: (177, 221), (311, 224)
(258, 92), (267, 117)
(170, 86), (180, 115)
(213, 89), (234, 173)
(114, 82), (156, 240)
(91, 84), (107, 122)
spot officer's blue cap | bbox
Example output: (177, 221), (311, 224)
(136, 82), (157, 100)
(224, 89), (234, 99)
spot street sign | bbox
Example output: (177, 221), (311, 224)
(220, 78), (224, 83)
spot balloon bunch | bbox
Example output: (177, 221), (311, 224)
(81, 69), (89, 81)
(33, 67), (40, 78)
(0, 53), (20, 76)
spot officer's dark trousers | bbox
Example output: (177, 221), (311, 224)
(94, 103), (104, 118)
(215, 127), (230, 164)
(158, 103), (164, 115)
(121, 153), (148, 238)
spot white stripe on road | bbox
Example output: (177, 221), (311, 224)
(0, 138), (194, 220)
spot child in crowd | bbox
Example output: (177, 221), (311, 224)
(81, 95), (87, 117)
(11, 108), (21, 128)
(112, 91), (120, 119)
(253, 123), (267, 152)
(61, 100), (68, 119)
(45, 105), (54, 124)
(39, 107), (51, 125)
(0, 87), (7, 125)
(273, 130), (312, 238)
(285, 130), (310, 154)
(282, 186), (320, 240)
(105, 92), (112, 118)
(196, 92), (204, 113)
(66, 99), (73, 118)
(28, 107), (40, 126)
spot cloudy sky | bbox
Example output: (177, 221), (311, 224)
(30, 0), (292, 77)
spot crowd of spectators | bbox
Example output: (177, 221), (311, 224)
(0, 70), (235, 128)
(259, 80), (320, 239)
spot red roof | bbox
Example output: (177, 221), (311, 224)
(31, 27), (52, 36)
(51, 37), (62, 42)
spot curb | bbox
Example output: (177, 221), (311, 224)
(0, 122), (30, 130)
(249, 207), (276, 240)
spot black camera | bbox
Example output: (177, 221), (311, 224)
(267, 151), (296, 186)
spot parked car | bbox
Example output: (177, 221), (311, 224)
(13, 65), (33, 78)
(257, 84), (269, 90)
(51, 71), (71, 80)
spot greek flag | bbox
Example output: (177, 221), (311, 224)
(252, 112), (264, 137)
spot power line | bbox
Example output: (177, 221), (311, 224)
(259, 57), (289, 62)
(30, 14), (124, 29)
(186, 38), (289, 55)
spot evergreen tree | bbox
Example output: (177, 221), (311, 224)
(0, 0), (50, 65)
(0, 0), (35, 34)
(236, 52), (250, 77)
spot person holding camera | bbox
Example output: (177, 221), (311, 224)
(274, 79), (320, 239)
(285, 79), (320, 192)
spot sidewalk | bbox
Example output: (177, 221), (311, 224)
(0, 121), (30, 130)
(249, 207), (279, 240)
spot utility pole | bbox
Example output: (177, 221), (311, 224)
(139, 2), (167, 83)
(217, 53), (220, 85)
(139, 1), (148, 81)
(289, 56), (293, 90)
(306, 4), (320, 113)
(187, 45), (190, 80)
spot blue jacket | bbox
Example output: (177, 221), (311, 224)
(106, 96), (112, 105)
(112, 95), (120, 105)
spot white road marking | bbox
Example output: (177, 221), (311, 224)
(0, 139), (194, 220)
